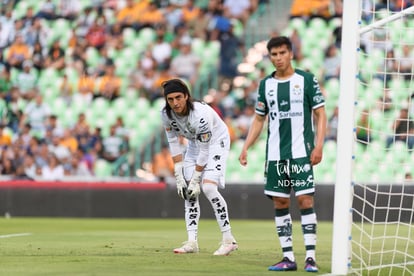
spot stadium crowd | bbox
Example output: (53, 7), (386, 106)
(0, 0), (264, 180)
(1, 0), (412, 182)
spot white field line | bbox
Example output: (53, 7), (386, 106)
(0, 233), (32, 239)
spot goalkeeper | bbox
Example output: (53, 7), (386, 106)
(160, 78), (238, 256)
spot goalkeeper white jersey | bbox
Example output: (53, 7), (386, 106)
(255, 69), (325, 161)
(161, 101), (229, 166)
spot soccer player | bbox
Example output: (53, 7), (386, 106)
(161, 78), (238, 256)
(238, 36), (327, 272)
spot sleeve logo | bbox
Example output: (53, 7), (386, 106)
(197, 131), (212, 142)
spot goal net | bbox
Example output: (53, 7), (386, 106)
(332, 1), (414, 275)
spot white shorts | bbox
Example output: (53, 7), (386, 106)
(183, 138), (230, 189)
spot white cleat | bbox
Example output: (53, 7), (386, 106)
(173, 241), (199, 254)
(213, 239), (238, 256)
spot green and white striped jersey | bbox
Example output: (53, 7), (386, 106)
(255, 69), (325, 161)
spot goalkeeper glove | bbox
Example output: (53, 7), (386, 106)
(174, 162), (187, 200)
(187, 170), (202, 200)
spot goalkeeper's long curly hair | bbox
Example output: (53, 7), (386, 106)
(162, 78), (195, 120)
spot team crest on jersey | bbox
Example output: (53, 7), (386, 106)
(197, 131), (212, 142)
(292, 85), (302, 96)
(257, 101), (266, 111)
(313, 95), (324, 103)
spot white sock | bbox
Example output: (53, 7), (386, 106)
(202, 183), (232, 239)
(275, 208), (295, 262)
(185, 197), (200, 242)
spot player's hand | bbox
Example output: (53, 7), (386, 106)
(174, 162), (187, 200)
(239, 150), (248, 166)
(187, 171), (202, 200)
(310, 147), (323, 165)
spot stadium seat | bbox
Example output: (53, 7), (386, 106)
(94, 159), (113, 177)
(122, 27), (137, 47)
(137, 27), (156, 48)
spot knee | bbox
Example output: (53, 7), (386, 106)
(202, 183), (218, 199)
(297, 195), (314, 209)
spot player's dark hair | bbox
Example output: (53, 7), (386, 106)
(162, 78), (194, 119)
(266, 36), (292, 52)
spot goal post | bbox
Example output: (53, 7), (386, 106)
(331, 0), (360, 274)
(332, 1), (414, 275)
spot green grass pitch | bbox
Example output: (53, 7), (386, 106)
(0, 218), (333, 275)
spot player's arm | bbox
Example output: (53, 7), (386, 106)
(239, 113), (266, 166)
(311, 106), (327, 166)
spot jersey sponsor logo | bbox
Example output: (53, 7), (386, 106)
(278, 111), (303, 119)
(276, 162), (311, 176)
(280, 100), (288, 106)
(197, 131), (212, 142)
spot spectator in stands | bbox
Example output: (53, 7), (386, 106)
(45, 40), (66, 71)
(375, 49), (397, 87)
(290, 28), (303, 63)
(0, 67), (12, 100)
(322, 44), (341, 81)
(377, 88), (393, 113)
(14, 60), (38, 101)
(41, 154), (65, 180)
(170, 36), (200, 86)
(386, 108), (414, 149)
(36, 0), (58, 20)
(85, 17), (107, 50)
(223, 0), (254, 25)
(77, 69), (95, 104)
(0, 153), (15, 176)
(19, 122), (33, 148)
(325, 106), (339, 141)
(95, 60), (122, 101)
(115, 0), (141, 30)
(20, 94), (51, 138)
(31, 41), (47, 71)
(152, 144), (174, 182)
(0, 10), (15, 51)
(153, 62), (175, 101)
(67, 148), (93, 176)
(356, 110), (372, 146)
(72, 113), (90, 138)
(101, 124), (127, 163)
(113, 116), (130, 151)
(58, 0), (82, 21)
(48, 131), (71, 162)
(218, 21), (244, 87)
(24, 17), (49, 48)
(396, 44), (413, 81)
(23, 153), (37, 179)
(151, 24), (173, 67)
(5, 33), (31, 70)
(5, 87), (22, 133)
(138, 1), (164, 28)
(289, 0), (332, 20)
(0, 124), (12, 149)
(181, 0), (202, 27)
(234, 103), (255, 140)
(60, 129), (79, 154)
(59, 74), (74, 105)
(74, 6), (96, 39)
